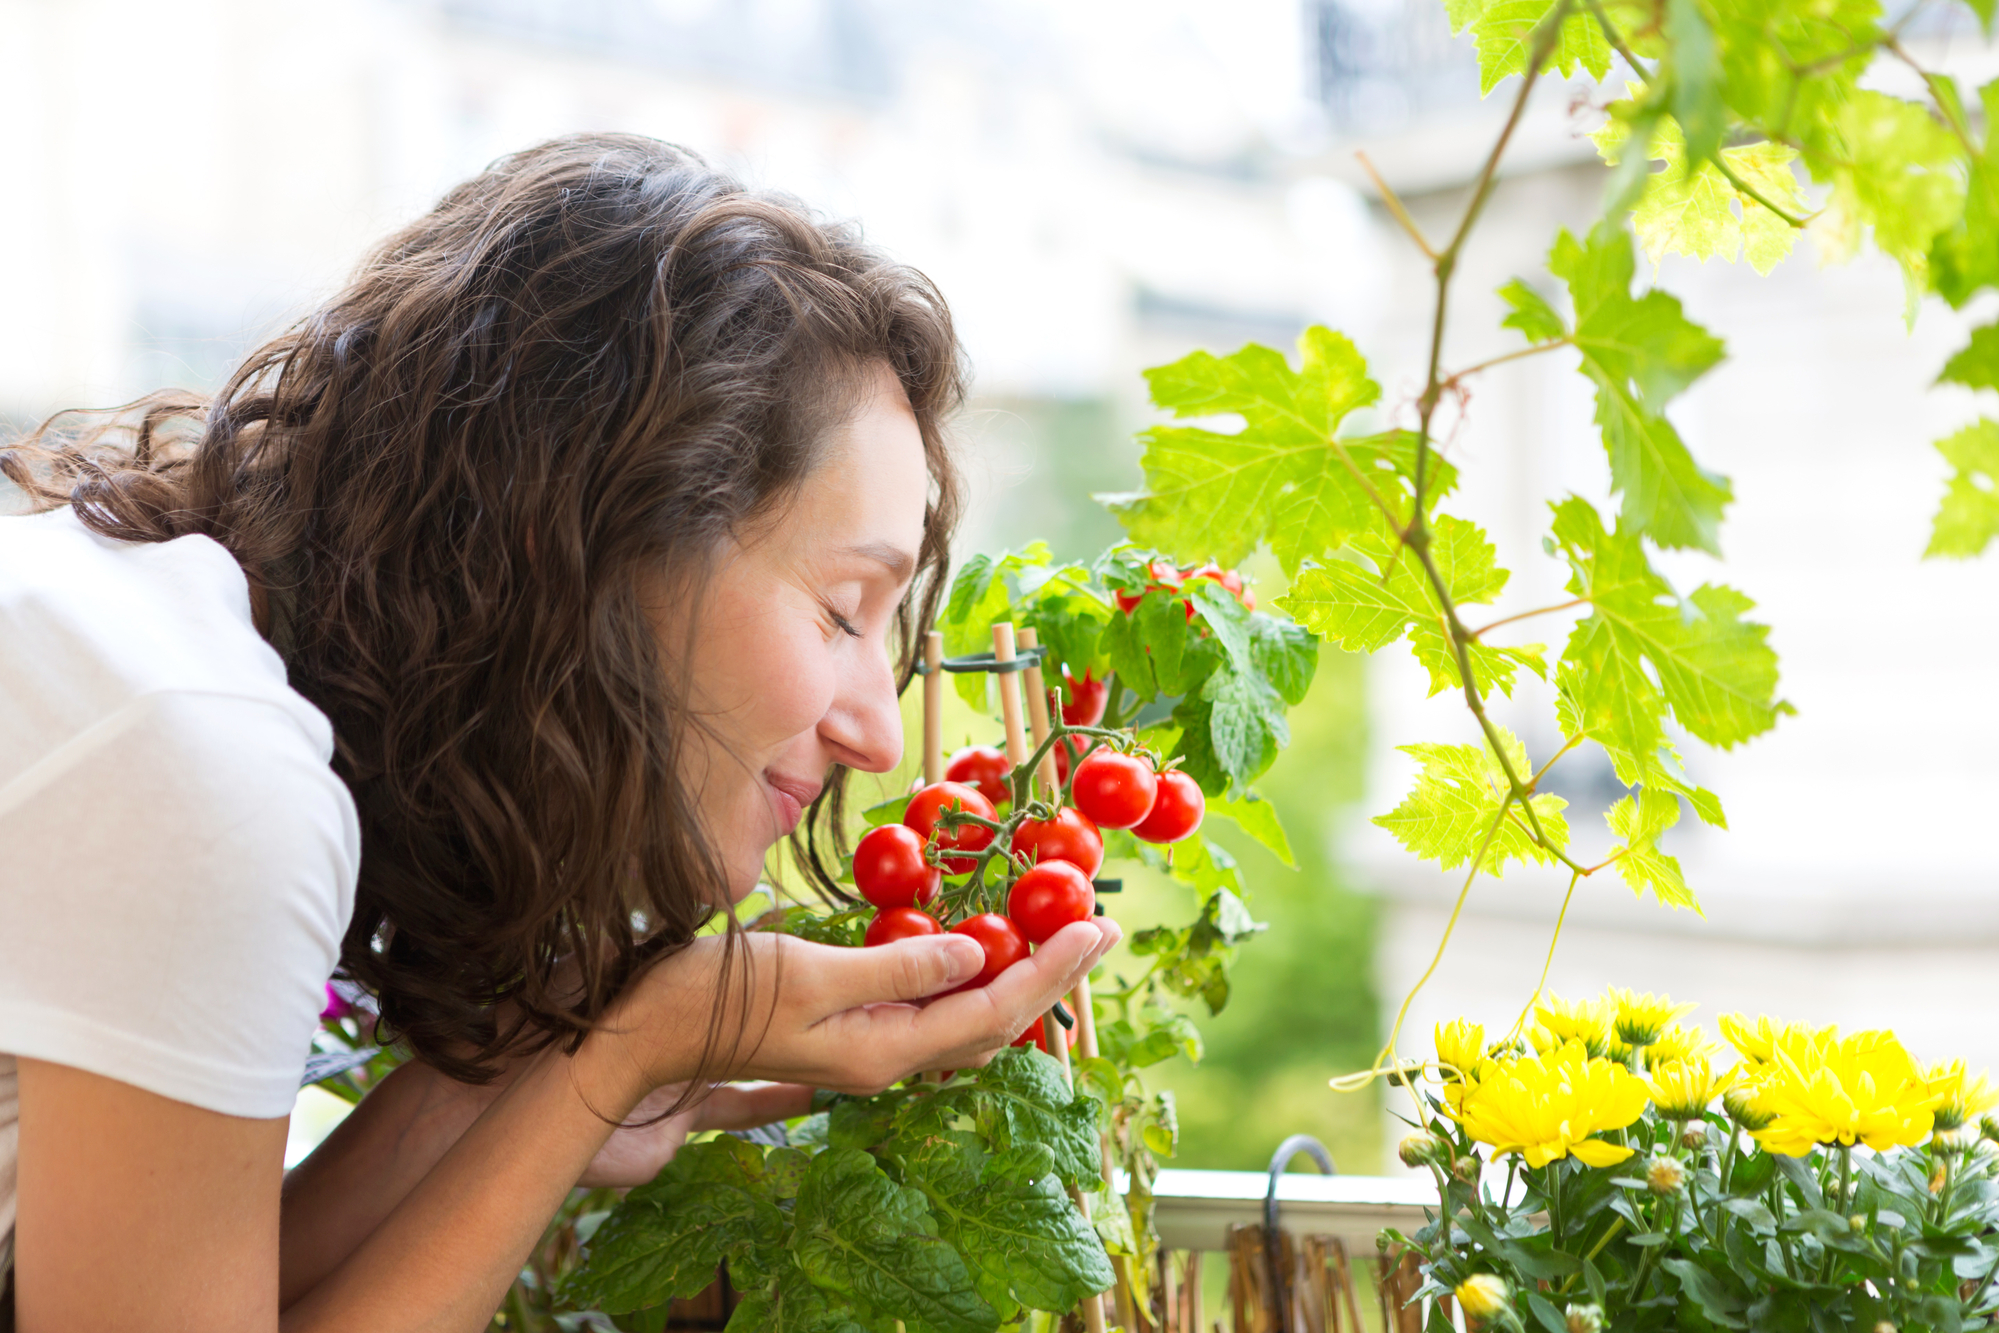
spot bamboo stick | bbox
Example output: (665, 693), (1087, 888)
(1016, 626), (1061, 798)
(994, 621), (1106, 1333)
(922, 630), (943, 785)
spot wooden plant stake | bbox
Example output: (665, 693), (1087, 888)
(992, 621), (1107, 1333)
(923, 630), (943, 786)
(1016, 626), (1061, 798)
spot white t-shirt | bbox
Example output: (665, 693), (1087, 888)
(0, 506), (360, 1273)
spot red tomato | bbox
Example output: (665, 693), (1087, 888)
(1060, 668), (1108, 727)
(1007, 860), (1096, 944)
(852, 824), (941, 909)
(903, 781), (998, 875)
(1132, 768), (1205, 844)
(1012, 1017), (1079, 1054)
(1114, 561), (1183, 614)
(864, 906), (943, 946)
(947, 913), (1030, 990)
(944, 745), (1011, 806)
(1010, 806), (1103, 878)
(1070, 750), (1159, 830)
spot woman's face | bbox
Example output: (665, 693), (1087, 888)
(665, 363), (930, 902)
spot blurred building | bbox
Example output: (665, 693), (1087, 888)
(7, 0), (1999, 1174)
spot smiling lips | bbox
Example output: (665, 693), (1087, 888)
(766, 773), (823, 834)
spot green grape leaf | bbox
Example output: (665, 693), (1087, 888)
(1275, 516), (1544, 698)
(1372, 724), (1570, 876)
(891, 1135), (1115, 1317)
(1550, 498), (1790, 759)
(1499, 278), (1567, 344)
(1814, 89), (1964, 317)
(791, 1148), (996, 1333)
(1268, 430), (1460, 576)
(1545, 222), (1732, 553)
(567, 1136), (789, 1314)
(1666, 0), (1724, 164)
(1932, 80), (1999, 306)
(1711, 0), (1880, 139)
(1606, 787), (1698, 910)
(1206, 790), (1296, 867)
(1924, 419), (1999, 558)
(1103, 328), (1403, 571)
(1939, 323), (1999, 392)
(935, 1048), (1104, 1191)
(1553, 668), (1727, 828)
(1594, 102), (1811, 275)
(1471, 0), (1612, 94)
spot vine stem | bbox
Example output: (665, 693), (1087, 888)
(1441, 340), (1568, 390)
(1466, 596), (1588, 640)
(1504, 869), (1583, 1043)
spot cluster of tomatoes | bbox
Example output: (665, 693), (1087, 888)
(1112, 559), (1255, 619)
(849, 717), (1207, 1053)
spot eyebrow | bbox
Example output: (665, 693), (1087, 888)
(847, 540), (917, 583)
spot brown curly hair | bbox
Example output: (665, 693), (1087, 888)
(1, 133), (964, 1081)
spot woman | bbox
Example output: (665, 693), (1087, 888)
(0, 134), (1118, 1328)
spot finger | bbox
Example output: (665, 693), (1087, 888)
(805, 933), (985, 1009)
(906, 919), (1119, 1060)
(693, 1082), (817, 1131)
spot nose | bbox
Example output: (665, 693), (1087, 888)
(818, 642), (905, 774)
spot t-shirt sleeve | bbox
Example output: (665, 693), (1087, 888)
(0, 690), (359, 1118)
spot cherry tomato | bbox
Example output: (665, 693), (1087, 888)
(1010, 806), (1103, 878)
(1070, 749), (1159, 830)
(1060, 668), (1108, 727)
(1113, 560), (1183, 614)
(1007, 860), (1096, 944)
(1012, 1017), (1079, 1054)
(944, 745), (1011, 806)
(852, 824), (940, 909)
(947, 913), (1030, 990)
(1132, 768), (1205, 844)
(864, 906), (943, 946)
(903, 781), (998, 875)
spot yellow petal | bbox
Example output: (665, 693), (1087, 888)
(1569, 1138), (1636, 1167)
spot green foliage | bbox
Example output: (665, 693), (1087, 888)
(1373, 726), (1570, 876)
(1924, 419), (1999, 558)
(566, 1055), (1112, 1331)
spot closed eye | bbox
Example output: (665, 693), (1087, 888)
(828, 607), (864, 639)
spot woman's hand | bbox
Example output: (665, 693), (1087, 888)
(614, 917), (1120, 1095)
(576, 1081), (814, 1188)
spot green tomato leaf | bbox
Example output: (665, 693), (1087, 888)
(1206, 790), (1296, 867)
(892, 1135), (1115, 1317)
(791, 1148), (996, 1333)
(1372, 724), (1570, 876)
(567, 1137), (790, 1315)
(1924, 418), (1999, 558)
(1249, 614), (1319, 707)
(934, 1049), (1104, 1192)
(1200, 665), (1289, 794)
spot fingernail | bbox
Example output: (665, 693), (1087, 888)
(940, 936), (982, 981)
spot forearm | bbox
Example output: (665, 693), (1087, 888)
(280, 1028), (649, 1329)
(279, 1061), (504, 1304)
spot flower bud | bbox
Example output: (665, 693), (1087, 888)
(1723, 1084), (1775, 1131)
(1933, 1124), (1979, 1155)
(1451, 1154), (1482, 1186)
(1399, 1132), (1447, 1169)
(1680, 1121), (1709, 1151)
(1455, 1275), (1510, 1323)
(1848, 1214), (1866, 1233)
(1874, 1322), (1897, 1333)
(1565, 1304), (1603, 1333)
(1646, 1155), (1686, 1195)
(1980, 1114), (1999, 1144)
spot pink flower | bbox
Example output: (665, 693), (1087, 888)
(320, 983), (355, 1023)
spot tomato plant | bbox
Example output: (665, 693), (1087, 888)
(1009, 805), (1103, 877)
(1007, 860), (1095, 944)
(902, 780), (997, 874)
(851, 823), (940, 909)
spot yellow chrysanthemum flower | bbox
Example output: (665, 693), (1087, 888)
(1532, 994), (1611, 1059)
(1445, 1040), (1648, 1168)
(1435, 1018), (1487, 1082)
(1719, 1013), (1835, 1066)
(1748, 1025), (1943, 1156)
(1924, 1060), (1999, 1131)
(1608, 988), (1696, 1047)
(1647, 1057), (1735, 1120)
(1646, 1023), (1720, 1066)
